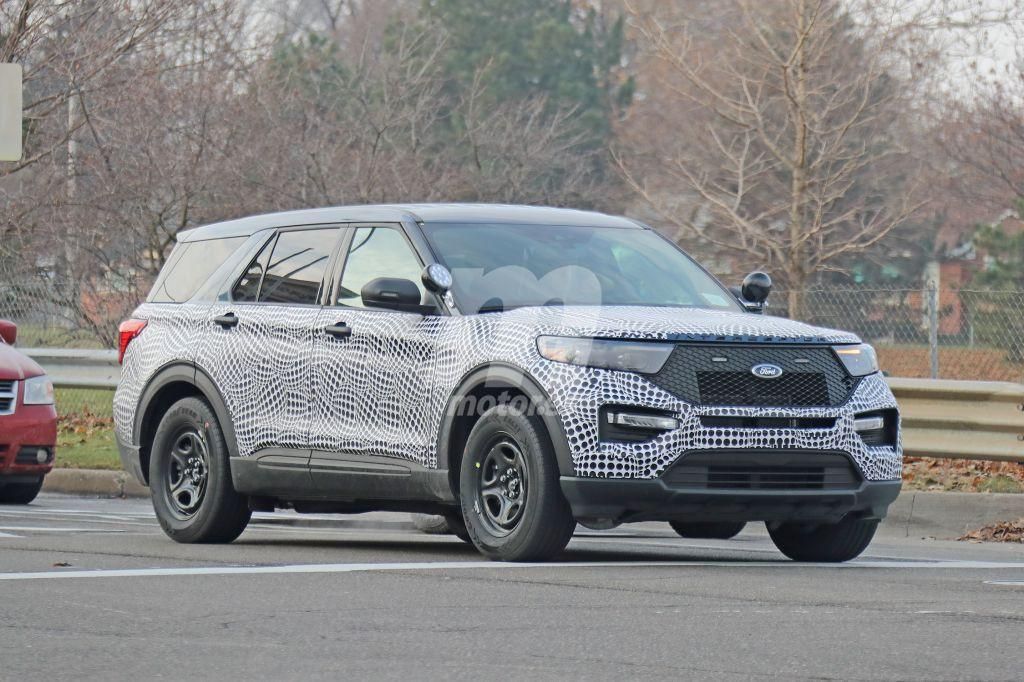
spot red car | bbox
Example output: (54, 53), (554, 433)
(0, 320), (56, 504)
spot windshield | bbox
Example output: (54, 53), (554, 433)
(421, 223), (740, 314)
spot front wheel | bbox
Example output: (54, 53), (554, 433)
(149, 397), (251, 543)
(459, 405), (575, 561)
(768, 517), (878, 562)
(0, 477), (44, 504)
(669, 521), (746, 540)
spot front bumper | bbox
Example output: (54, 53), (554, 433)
(0, 404), (58, 479)
(561, 475), (902, 524)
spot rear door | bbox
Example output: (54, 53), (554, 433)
(202, 226), (342, 477)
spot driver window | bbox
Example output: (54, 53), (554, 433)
(337, 226), (426, 307)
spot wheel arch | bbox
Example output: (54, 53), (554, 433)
(436, 362), (575, 497)
(133, 362), (238, 485)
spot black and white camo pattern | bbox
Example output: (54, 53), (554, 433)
(114, 303), (902, 482)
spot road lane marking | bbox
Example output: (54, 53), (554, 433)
(1, 558), (1023, 581)
(985, 580), (1024, 586)
(0, 531), (21, 538)
(0, 526), (126, 533)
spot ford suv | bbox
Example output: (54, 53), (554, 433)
(114, 204), (902, 562)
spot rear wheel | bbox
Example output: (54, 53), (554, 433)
(669, 521), (746, 540)
(0, 477), (44, 505)
(460, 405), (575, 561)
(149, 397), (250, 543)
(768, 517), (878, 562)
(411, 512), (472, 544)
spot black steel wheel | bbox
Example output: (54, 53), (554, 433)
(460, 405), (575, 561)
(150, 397), (250, 543)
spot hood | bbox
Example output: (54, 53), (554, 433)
(0, 342), (46, 381)
(495, 305), (861, 344)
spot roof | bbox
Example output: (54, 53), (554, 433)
(176, 204), (642, 243)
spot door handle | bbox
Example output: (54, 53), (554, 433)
(325, 322), (352, 339)
(213, 313), (239, 329)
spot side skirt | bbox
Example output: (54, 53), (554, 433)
(230, 448), (456, 515)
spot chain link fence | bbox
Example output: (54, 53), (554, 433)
(3, 263), (1024, 414)
(769, 287), (1024, 383)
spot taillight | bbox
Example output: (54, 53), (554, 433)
(118, 319), (148, 364)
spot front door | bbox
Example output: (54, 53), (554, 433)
(310, 224), (444, 484)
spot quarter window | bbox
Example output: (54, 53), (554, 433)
(150, 237), (245, 303)
(231, 237), (274, 302)
(337, 226), (425, 307)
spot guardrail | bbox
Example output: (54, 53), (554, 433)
(887, 378), (1024, 463)
(23, 348), (119, 390)
(18, 349), (1024, 463)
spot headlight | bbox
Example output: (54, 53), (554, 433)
(537, 336), (674, 374)
(833, 344), (879, 377)
(23, 375), (55, 405)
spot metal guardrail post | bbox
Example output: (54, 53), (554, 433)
(926, 282), (939, 380)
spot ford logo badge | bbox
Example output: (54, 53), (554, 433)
(751, 363), (784, 379)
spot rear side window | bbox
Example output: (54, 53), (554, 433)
(149, 237), (245, 303)
(231, 237), (273, 302)
(243, 228), (337, 305)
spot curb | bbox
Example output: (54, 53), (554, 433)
(43, 468), (148, 499)
(42, 469), (1023, 539)
(881, 490), (1024, 539)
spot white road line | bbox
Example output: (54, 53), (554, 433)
(984, 580), (1024, 586)
(1, 558), (1024, 581)
(0, 531), (21, 538)
(0, 526), (126, 533)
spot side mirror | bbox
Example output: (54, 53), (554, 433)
(0, 320), (16, 345)
(738, 272), (772, 313)
(421, 263), (452, 294)
(361, 277), (424, 312)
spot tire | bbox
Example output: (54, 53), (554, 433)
(669, 521), (746, 540)
(412, 514), (451, 534)
(149, 396), (251, 543)
(768, 517), (879, 562)
(0, 477), (44, 505)
(411, 512), (473, 544)
(459, 405), (575, 562)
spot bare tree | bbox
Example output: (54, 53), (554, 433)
(616, 0), (932, 317)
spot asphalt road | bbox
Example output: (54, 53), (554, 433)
(1, 495), (1022, 681)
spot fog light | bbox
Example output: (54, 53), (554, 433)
(607, 412), (679, 431)
(853, 416), (885, 432)
(36, 448), (49, 463)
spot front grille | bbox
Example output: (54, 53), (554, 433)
(0, 380), (15, 415)
(648, 344), (858, 407)
(663, 450), (862, 490)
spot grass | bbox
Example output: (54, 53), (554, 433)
(978, 475), (1024, 494)
(56, 421), (121, 470)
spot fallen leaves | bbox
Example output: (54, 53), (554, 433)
(958, 520), (1024, 544)
(903, 457), (1024, 493)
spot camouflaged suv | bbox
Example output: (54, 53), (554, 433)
(114, 204), (902, 562)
